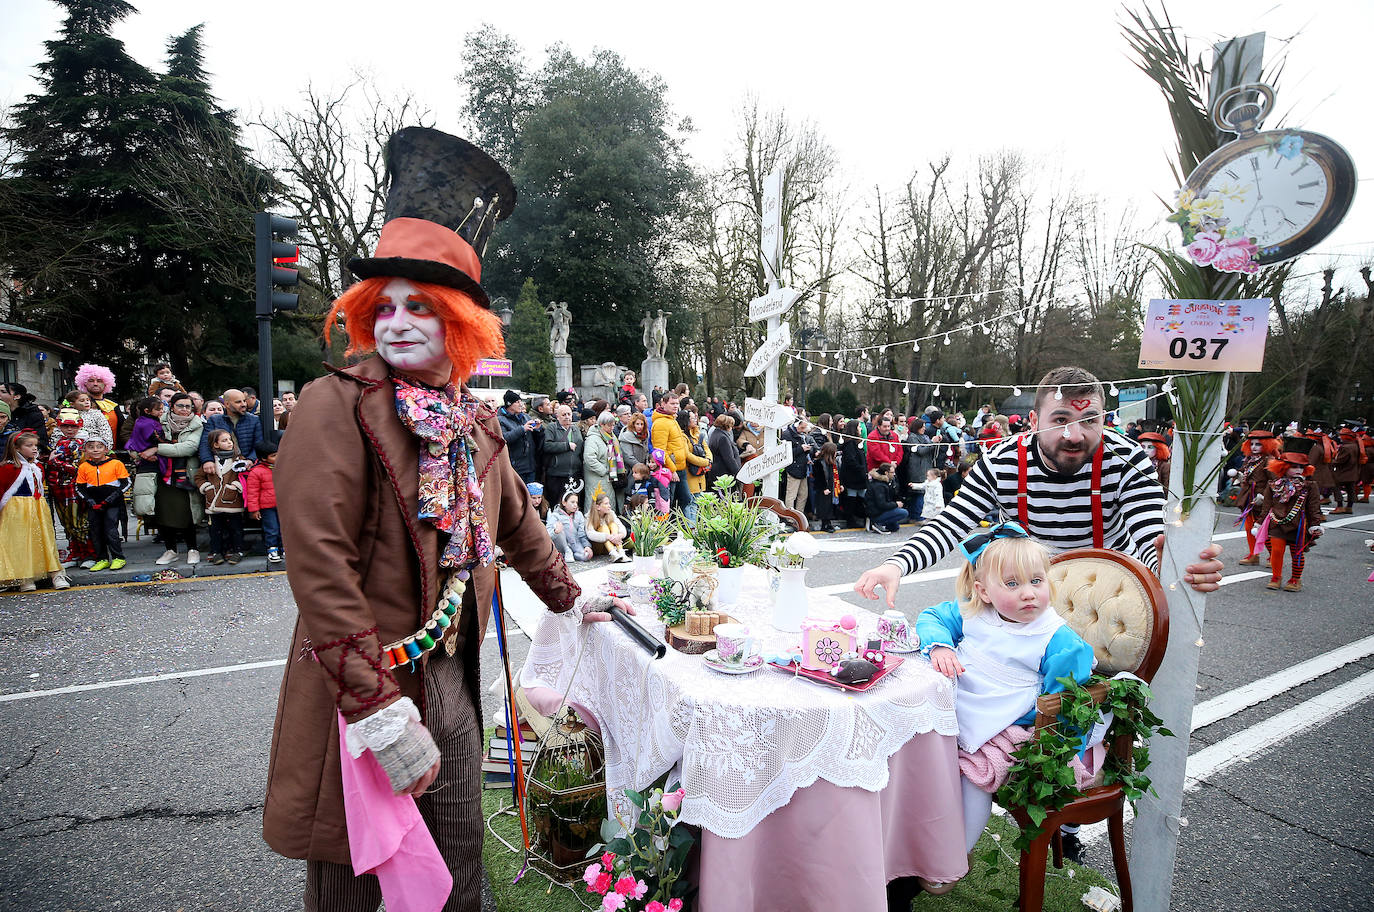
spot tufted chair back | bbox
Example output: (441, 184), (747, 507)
(1048, 548), (1169, 682)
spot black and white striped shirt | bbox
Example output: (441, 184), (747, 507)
(884, 433), (1165, 575)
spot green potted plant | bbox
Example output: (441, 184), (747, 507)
(677, 476), (777, 605)
(526, 713), (608, 878)
(626, 504), (672, 577)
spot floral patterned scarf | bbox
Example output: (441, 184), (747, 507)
(393, 376), (494, 572)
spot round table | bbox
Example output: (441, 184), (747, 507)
(520, 564), (969, 911)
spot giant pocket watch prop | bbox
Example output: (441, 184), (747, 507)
(1170, 83), (1356, 273)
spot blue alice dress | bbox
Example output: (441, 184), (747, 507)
(915, 600), (1095, 753)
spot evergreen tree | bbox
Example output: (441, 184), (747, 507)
(1, 4), (274, 392)
(506, 278), (556, 394)
(460, 32), (695, 369)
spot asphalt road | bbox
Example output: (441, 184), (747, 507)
(1, 504), (1371, 911)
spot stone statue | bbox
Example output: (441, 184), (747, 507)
(641, 309), (669, 360)
(546, 301), (571, 356)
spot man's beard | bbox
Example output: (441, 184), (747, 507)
(1042, 440), (1091, 474)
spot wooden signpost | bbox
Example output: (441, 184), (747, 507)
(747, 165), (793, 499)
(736, 443), (792, 484)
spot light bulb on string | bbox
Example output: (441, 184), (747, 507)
(964, 380), (973, 389)
(1062, 425), (1071, 438)
(1109, 383), (1120, 397)
(851, 374), (858, 384)
(912, 341), (920, 353)
(1054, 386), (1063, 400)
(932, 385), (941, 397)
(821, 367), (829, 375)
(903, 384), (910, 395)
(1012, 387), (1022, 396)
(943, 334), (951, 346)
(869, 376), (878, 384)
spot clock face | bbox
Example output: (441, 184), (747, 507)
(1181, 129), (1357, 266)
(1199, 148), (1328, 249)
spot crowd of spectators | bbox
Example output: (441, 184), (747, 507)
(0, 363), (296, 581)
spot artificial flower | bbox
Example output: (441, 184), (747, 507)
(601, 851), (617, 870)
(668, 900), (684, 911)
(1276, 133), (1304, 160)
(645, 903), (667, 912)
(601, 893), (626, 912)
(615, 876), (639, 897)
(783, 531), (820, 560)
(1211, 237), (1260, 274)
(661, 787), (686, 813)
(1184, 231), (1220, 266)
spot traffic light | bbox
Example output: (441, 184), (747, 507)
(255, 212), (298, 316)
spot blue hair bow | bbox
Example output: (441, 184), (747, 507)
(957, 521), (1030, 567)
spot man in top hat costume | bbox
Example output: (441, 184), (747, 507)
(1331, 426), (1362, 514)
(1233, 429), (1280, 566)
(1256, 441), (1325, 592)
(262, 127), (627, 911)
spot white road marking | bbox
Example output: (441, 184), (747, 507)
(1213, 512), (1368, 541)
(0, 659), (287, 703)
(1192, 634), (1374, 730)
(1081, 669), (1374, 844)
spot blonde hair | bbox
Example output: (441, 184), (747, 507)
(955, 536), (1055, 619)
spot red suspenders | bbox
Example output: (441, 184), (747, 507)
(1017, 435), (1104, 548)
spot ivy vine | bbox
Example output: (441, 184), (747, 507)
(979, 675), (1173, 898)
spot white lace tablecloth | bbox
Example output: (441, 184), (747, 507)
(519, 565), (958, 839)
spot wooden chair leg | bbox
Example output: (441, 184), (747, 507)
(1051, 828), (1063, 868)
(1109, 810), (1133, 912)
(1018, 833), (1051, 912)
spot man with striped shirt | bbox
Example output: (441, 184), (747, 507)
(856, 366), (1224, 610)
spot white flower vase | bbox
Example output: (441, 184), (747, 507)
(715, 566), (745, 606)
(633, 554), (658, 577)
(771, 567), (809, 632)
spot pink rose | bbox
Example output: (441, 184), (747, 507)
(1184, 231), (1220, 266)
(602, 851), (617, 870)
(614, 876), (639, 897)
(646, 903), (667, 912)
(1211, 238), (1259, 274)
(583, 863), (602, 889)
(601, 893), (626, 912)
(661, 787), (685, 813)
(588, 871), (612, 896)
(669, 900), (684, 911)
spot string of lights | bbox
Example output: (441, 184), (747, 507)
(796, 297), (1045, 356)
(790, 353), (1202, 400)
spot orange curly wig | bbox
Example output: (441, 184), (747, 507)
(1246, 435), (1281, 457)
(1268, 457), (1314, 477)
(325, 277), (505, 382)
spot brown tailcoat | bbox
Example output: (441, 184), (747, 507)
(262, 357), (579, 864)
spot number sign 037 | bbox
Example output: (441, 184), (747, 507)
(1137, 298), (1271, 373)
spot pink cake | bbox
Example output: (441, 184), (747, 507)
(801, 614), (860, 671)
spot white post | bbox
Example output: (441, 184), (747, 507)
(760, 167), (784, 500)
(1129, 373), (1228, 911)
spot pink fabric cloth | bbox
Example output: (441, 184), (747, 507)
(697, 732), (968, 912)
(958, 724), (1034, 791)
(959, 723), (1107, 794)
(337, 713), (452, 912)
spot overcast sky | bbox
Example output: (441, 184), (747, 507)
(4, 0), (1371, 299)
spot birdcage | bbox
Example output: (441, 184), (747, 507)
(524, 706), (607, 881)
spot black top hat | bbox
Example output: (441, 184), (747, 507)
(1281, 435), (1316, 457)
(348, 127), (517, 307)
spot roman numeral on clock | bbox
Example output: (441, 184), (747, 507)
(1296, 199), (1316, 208)
(1225, 168), (1239, 180)
(1298, 181), (1320, 189)
(1290, 160), (1311, 176)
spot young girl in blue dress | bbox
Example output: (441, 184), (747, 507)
(916, 522), (1096, 872)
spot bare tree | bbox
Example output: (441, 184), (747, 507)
(253, 77), (434, 310)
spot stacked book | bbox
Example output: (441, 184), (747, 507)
(483, 719), (538, 790)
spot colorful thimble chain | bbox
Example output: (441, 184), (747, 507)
(384, 577), (466, 670)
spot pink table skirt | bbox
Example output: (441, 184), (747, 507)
(697, 731), (968, 912)
(522, 685), (967, 912)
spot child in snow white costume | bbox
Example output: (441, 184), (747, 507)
(0, 432), (71, 591)
(261, 127), (631, 912)
(914, 522), (1097, 894)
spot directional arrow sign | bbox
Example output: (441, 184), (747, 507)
(744, 321), (791, 378)
(744, 397), (796, 429)
(736, 443), (792, 484)
(748, 286), (799, 323)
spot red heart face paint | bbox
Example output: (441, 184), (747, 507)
(1069, 398), (1093, 411)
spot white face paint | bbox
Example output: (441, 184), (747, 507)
(373, 277), (449, 383)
